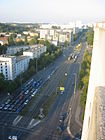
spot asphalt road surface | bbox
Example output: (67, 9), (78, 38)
(0, 32), (86, 140)
(26, 38), (86, 140)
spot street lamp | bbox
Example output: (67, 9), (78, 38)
(74, 73), (77, 95)
(36, 58), (38, 73)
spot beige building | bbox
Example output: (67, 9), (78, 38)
(0, 37), (8, 46)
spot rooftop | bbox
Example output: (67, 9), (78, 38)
(16, 55), (29, 62)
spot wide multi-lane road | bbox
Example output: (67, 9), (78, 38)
(26, 38), (86, 140)
(0, 32), (86, 140)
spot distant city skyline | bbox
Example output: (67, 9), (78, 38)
(0, 0), (105, 23)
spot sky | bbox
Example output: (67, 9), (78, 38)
(0, 0), (105, 23)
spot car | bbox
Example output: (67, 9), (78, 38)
(5, 99), (11, 105)
(60, 91), (64, 95)
(4, 105), (9, 110)
(19, 95), (24, 100)
(0, 104), (5, 110)
(8, 136), (17, 140)
(31, 94), (35, 97)
(25, 90), (29, 94)
(47, 75), (50, 79)
(57, 126), (63, 134)
(14, 99), (20, 105)
(29, 96), (32, 100)
(24, 99), (29, 105)
(8, 105), (15, 111)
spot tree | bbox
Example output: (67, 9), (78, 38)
(24, 35), (28, 45)
(86, 29), (94, 45)
(64, 41), (68, 47)
(0, 46), (7, 55)
(29, 37), (37, 45)
(0, 73), (8, 93)
(8, 35), (15, 45)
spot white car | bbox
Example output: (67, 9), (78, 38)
(61, 91), (64, 95)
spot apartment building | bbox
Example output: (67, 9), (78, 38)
(39, 28), (73, 45)
(0, 55), (16, 80)
(6, 46), (29, 55)
(0, 55), (30, 80)
(16, 56), (30, 76)
(23, 45), (46, 59)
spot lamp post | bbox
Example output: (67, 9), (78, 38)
(20, 72), (23, 90)
(74, 73), (77, 95)
(36, 58), (38, 73)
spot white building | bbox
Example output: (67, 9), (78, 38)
(16, 56), (30, 76)
(0, 56), (16, 80)
(39, 28), (73, 45)
(0, 55), (30, 80)
(6, 46), (29, 55)
(23, 45), (46, 59)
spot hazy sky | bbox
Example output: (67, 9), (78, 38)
(0, 0), (105, 23)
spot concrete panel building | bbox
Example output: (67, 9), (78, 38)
(0, 55), (30, 80)
(0, 55), (16, 80)
(81, 22), (105, 140)
(23, 45), (46, 59)
(16, 56), (30, 76)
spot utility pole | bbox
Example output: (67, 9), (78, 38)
(20, 73), (22, 90)
(36, 58), (38, 73)
(74, 73), (77, 95)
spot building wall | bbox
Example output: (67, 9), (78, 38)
(23, 45), (46, 59)
(6, 46), (29, 55)
(16, 57), (30, 76)
(81, 23), (105, 140)
(0, 56), (16, 80)
(0, 55), (30, 80)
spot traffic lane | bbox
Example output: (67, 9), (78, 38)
(0, 44), (73, 114)
(40, 65), (77, 139)
(31, 63), (77, 139)
(0, 112), (17, 125)
(38, 51), (83, 139)
(25, 64), (71, 140)
(13, 61), (70, 139)
(16, 62), (69, 128)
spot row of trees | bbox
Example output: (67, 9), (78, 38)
(0, 23), (29, 33)
(8, 34), (39, 46)
(86, 28), (94, 45)
(0, 73), (21, 94)
(78, 50), (92, 119)
(0, 45), (7, 55)
(22, 43), (62, 82)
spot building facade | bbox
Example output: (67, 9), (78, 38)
(0, 55), (30, 80)
(6, 46), (29, 55)
(0, 56), (16, 80)
(16, 56), (30, 76)
(81, 22), (105, 140)
(23, 45), (46, 59)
